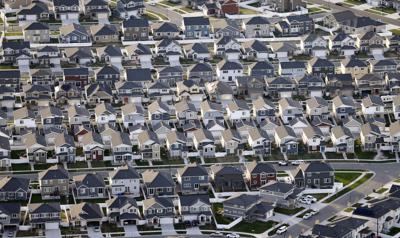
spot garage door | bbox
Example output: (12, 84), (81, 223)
(45, 222), (59, 230)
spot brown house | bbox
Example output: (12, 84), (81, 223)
(63, 68), (90, 89)
(221, 0), (239, 15)
(245, 161), (277, 189)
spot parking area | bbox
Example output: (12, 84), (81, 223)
(186, 227), (202, 235)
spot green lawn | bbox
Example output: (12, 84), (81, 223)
(344, 207), (355, 212)
(34, 163), (52, 171)
(146, 10), (168, 20)
(325, 173), (373, 203)
(391, 29), (400, 36)
(371, 6), (396, 14)
(212, 203), (233, 224)
(135, 160), (149, 166)
(335, 172), (362, 186)
(274, 207), (304, 215)
(101, 222), (124, 233)
(159, 0), (179, 7)
(230, 220), (278, 234)
(325, 152), (343, 160)
(366, 9), (387, 15)
(5, 32), (22, 36)
(308, 7), (324, 13)
(375, 187), (388, 194)
(30, 194), (43, 203)
(68, 161), (88, 169)
(12, 163), (31, 171)
(344, 0), (365, 5)
(239, 8), (259, 14)
(386, 227), (400, 236)
(91, 160), (112, 168)
(11, 150), (26, 159)
(355, 150), (376, 160)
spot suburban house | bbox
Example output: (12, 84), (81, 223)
(294, 162), (335, 189)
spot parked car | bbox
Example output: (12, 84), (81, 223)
(310, 209), (319, 215)
(226, 233), (240, 238)
(303, 213), (312, 220)
(291, 160), (304, 165)
(276, 226), (288, 234)
(278, 161), (288, 166)
(306, 195), (317, 203)
(94, 227), (100, 232)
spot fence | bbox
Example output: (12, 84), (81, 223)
(215, 216), (243, 230)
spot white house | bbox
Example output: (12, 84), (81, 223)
(216, 60), (243, 84)
(121, 103), (145, 128)
(226, 99), (251, 123)
(109, 166), (141, 197)
(361, 95), (385, 118)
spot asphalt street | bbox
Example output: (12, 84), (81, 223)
(145, 3), (183, 26)
(274, 162), (400, 237)
(307, 0), (400, 26)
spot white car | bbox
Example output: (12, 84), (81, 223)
(302, 213), (312, 220)
(226, 233), (240, 238)
(278, 161), (288, 166)
(310, 209), (319, 215)
(291, 160), (304, 165)
(276, 226), (288, 234)
(306, 195), (317, 203)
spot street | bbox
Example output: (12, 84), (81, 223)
(145, 3), (183, 26)
(274, 162), (400, 237)
(307, 0), (400, 26)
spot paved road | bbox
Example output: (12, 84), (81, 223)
(145, 3), (183, 26)
(274, 162), (400, 237)
(308, 0), (400, 26)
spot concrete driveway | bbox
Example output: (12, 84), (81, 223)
(124, 225), (140, 237)
(87, 227), (103, 238)
(2, 230), (15, 238)
(161, 223), (177, 235)
(186, 227), (202, 235)
(45, 229), (61, 238)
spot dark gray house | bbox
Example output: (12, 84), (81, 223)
(249, 61), (275, 78)
(183, 16), (211, 38)
(178, 194), (212, 224)
(176, 164), (209, 194)
(142, 197), (175, 226)
(0, 176), (30, 201)
(294, 161), (335, 189)
(223, 194), (274, 221)
(142, 170), (175, 197)
(210, 165), (246, 192)
(74, 173), (106, 199)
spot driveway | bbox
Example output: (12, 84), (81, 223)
(45, 229), (61, 238)
(186, 227), (202, 235)
(124, 225), (140, 237)
(87, 227), (103, 238)
(161, 223), (177, 235)
(2, 230), (15, 238)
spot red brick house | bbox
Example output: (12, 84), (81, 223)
(221, 0), (239, 15)
(63, 68), (89, 89)
(245, 161), (277, 189)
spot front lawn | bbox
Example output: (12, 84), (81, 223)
(344, 0), (365, 5)
(91, 160), (112, 168)
(335, 172), (362, 186)
(324, 173), (373, 203)
(325, 152), (343, 160)
(230, 220), (278, 234)
(375, 187), (388, 194)
(371, 6), (396, 14)
(12, 163), (31, 171)
(159, 0), (179, 7)
(11, 150), (26, 159)
(274, 207), (304, 215)
(212, 203), (233, 224)
(304, 193), (328, 201)
(68, 161), (88, 169)
(101, 222), (124, 233)
(34, 163), (53, 171)
(239, 8), (259, 14)
(386, 227), (400, 236)
(355, 150), (376, 160)
(391, 29), (400, 36)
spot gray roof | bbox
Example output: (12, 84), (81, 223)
(246, 161), (276, 174)
(183, 16), (210, 26)
(0, 176), (29, 192)
(142, 170), (174, 188)
(70, 203), (103, 220)
(179, 194), (210, 206)
(29, 203), (61, 214)
(177, 164), (208, 177)
(224, 194), (259, 207)
(38, 165), (69, 180)
(106, 196), (138, 209)
(260, 181), (294, 193)
(110, 165), (140, 180)
(362, 95), (384, 107)
(74, 173), (105, 188)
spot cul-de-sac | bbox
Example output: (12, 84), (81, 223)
(0, 0), (400, 237)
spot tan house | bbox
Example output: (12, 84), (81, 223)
(23, 22), (50, 43)
(90, 24), (119, 43)
(340, 58), (368, 79)
(38, 165), (70, 199)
